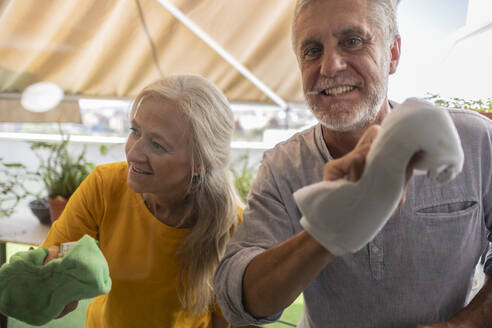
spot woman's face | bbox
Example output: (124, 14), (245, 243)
(125, 97), (194, 204)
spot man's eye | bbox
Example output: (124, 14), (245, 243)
(343, 37), (363, 48)
(303, 47), (322, 59)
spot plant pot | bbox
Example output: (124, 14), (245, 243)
(479, 112), (492, 120)
(28, 199), (51, 225)
(47, 196), (68, 223)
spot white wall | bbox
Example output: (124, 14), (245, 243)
(467, 0), (492, 25)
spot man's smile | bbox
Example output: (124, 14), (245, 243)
(320, 85), (357, 96)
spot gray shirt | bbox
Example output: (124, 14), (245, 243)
(215, 109), (492, 328)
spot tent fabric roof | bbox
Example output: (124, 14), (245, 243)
(0, 0), (304, 106)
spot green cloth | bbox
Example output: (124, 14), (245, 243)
(0, 234), (111, 326)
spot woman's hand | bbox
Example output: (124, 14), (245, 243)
(43, 245), (79, 318)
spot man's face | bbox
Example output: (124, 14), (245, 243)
(294, 0), (400, 132)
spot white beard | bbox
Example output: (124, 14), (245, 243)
(308, 82), (386, 132)
(306, 58), (390, 132)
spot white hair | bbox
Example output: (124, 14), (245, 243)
(291, 0), (400, 52)
(131, 73), (240, 315)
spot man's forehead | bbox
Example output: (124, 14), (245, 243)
(295, 0), (374, 42)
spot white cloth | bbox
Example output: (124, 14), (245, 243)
(293, 98), (464, 256)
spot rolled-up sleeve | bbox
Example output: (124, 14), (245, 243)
(214, 154), (300, 325)
(214, 245), (279, 325)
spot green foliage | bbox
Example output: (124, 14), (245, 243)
(99, 144), (108, 156)
(230, 152), (257, 203)
(426, 94), (492, 112)
(30, 127), (96, 199)
(0, 159), (39, 217)
(0, 127), (106, 218)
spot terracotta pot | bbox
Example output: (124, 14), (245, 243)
(47, 196), (68, 223)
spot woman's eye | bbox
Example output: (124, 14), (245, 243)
(129, 128), (140, 138)
(151, 141), (166, 152)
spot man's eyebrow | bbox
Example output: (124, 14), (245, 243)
(300, 38), (320, 52)
(334, 27), (373, 39)
(298, 26), (373, 51)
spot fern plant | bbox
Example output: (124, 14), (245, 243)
(30, 128), (98, 199)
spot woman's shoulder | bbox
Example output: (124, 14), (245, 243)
(90, 162), (129, 190)
(94, 162), (128, 175)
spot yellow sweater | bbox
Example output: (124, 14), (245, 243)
(41, 162), (218, 327)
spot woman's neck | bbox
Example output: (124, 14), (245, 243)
(142, 194), (194, 228)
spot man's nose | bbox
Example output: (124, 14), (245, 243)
(320, 49), (347, 77)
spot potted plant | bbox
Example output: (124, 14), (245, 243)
(0, 158), (51, 224)
(0, 127), (106, 224)
(29, 127), (103, 222)
(426, 94), (492, 119)
(28, 197), (51, 225)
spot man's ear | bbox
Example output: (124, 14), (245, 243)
(389, 35), (401, 75)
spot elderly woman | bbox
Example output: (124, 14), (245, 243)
(41, 74), (240, 327)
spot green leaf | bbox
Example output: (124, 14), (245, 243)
(99, 145), (108, 155)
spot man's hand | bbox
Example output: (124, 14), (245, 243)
(323, 124), (423, 209)
(43, 246), (79, 318)
(416, 277), (492, 328)
(323, 125), (380, 182)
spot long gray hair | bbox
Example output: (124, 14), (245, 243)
(291, 0), (400, 52)
(131, 73), (240, 315)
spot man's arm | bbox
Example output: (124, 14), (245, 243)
(418, 114), (492, 328)
(449, 277), (492, 327)
(417, 277), (492, 328)
(243, 230), (333, 317)
(212, 313), (230, 328)
(243, 126), (381, 318)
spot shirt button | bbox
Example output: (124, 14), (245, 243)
(371, 246), (380, 253)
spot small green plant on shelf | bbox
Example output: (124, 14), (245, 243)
(32, 132), (92, 200)
(230, 152), (257, 203)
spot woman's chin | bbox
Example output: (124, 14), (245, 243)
(127, 179), (145, 194)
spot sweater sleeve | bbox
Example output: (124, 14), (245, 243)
(40, 166), (106, 248)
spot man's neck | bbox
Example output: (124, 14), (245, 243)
(322, 100), (392, 159)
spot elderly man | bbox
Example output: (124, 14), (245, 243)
(214, 0), (492, 327)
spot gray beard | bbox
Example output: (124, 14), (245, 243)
(307, 64), (390, 132)
(308, 85), (386, 132)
